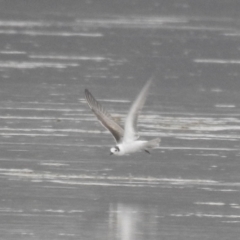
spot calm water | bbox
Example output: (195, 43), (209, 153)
(0, 1), (240, 239)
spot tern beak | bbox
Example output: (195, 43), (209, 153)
(110, 152), (113, 155)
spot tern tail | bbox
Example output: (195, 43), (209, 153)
(144, 138), (161, 149)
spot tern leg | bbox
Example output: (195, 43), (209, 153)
(144, 149), (151, 154)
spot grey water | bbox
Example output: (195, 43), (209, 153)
(0, 1), (240, 239)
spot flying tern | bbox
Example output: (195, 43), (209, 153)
(85, 80), (160, 155)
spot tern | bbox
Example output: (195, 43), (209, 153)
(85, 80), (160, 155)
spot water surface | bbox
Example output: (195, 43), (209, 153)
(0, 1), (240, 239)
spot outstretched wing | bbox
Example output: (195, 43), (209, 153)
(85, 89), (124, 143)
(123, 80), (152, 143)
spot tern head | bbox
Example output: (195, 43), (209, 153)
(110, 146), (120, 155)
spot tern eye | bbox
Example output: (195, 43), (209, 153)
(115, 146), (120, 152)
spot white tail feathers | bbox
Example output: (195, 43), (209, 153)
(144, 138), (161, 149)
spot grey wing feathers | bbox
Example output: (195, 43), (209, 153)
(85, 89), (124, 143)
(123, 79), (152, 143)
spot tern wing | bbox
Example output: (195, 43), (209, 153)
(85, 89), (124, 143)
(123, 80), (152, 143)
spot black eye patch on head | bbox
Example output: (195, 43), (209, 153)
(115, 146), (120, 152)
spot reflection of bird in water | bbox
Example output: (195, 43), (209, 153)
(85, 79), (160, 155)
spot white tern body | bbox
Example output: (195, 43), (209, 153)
(85, 80), (160, 156)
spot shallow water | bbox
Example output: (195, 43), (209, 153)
(0, 1), (240, 239)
